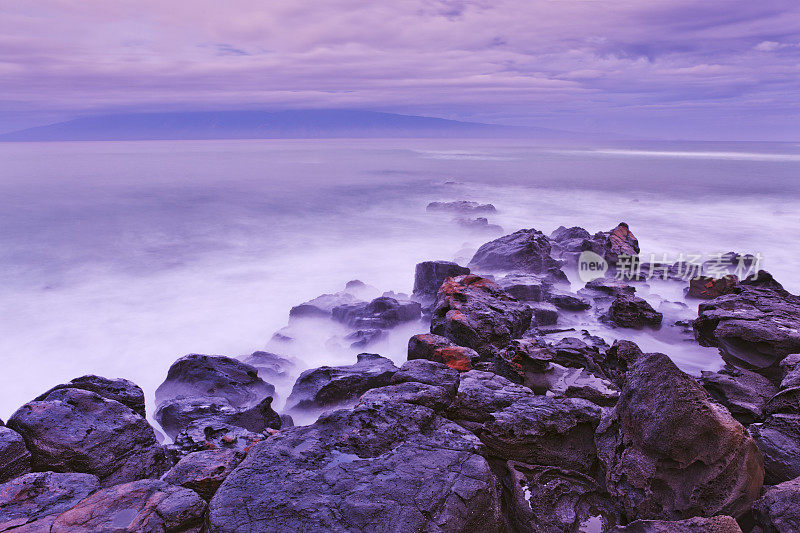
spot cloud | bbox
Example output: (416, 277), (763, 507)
(1, 0), (799, 139)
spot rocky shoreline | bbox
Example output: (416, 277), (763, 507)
(1, 205), (799, 532)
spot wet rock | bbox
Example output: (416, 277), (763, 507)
(596, 352), (763, 521)
(426, 200), (497, 214)
(597, 340), (644, 387)
(391, 359), (460, 394)
(171, 420), (266, 457)
(344, 329), (386, 349)
(208, 401), (503, 533)
(155, 396), (281, 440)
(694, 272), (800, 378)
(0, 472), (99, 532)
(687, 275), (739, 300)
(608, 295), (663, 328)
(548, 290), (591, 311)
(752, 475), (800, 532)
(530, 301), (560, 327)
(469, 228), (565, 278)
(0, 427), (30, 484)
(779, 354), (800, 389)
(155, 354), (274, 410)
(412, 260), (471, 301)
(360, 382), (454, 412)
(407, 333), (479, 372)
(766, 387), (800, 416)
(34, 375), (146, 418)
(496, 273), (549, 302)
(289, 291), (361, 319)
(550, 337), (607, 378)
(240, 351), (295, 383)
(606, 222), (640, 260)
(286, 353), (398, 411)
(448, 371), (602, 471)
(7, 388), (169, 487)
(161, 448), (245, 501)
(431, 274), (532, 356)
(502, 461), (621, 532)
(525, 364), (620, 406)
(332, 296), (422, 329)
(456, 217), (503, 233)
(700, 365), (778, 425)
(51, 479), (206, 532)
(749, 414), (800, 484)
(580, 277), (636, 299)
(611, 516), (743, 532)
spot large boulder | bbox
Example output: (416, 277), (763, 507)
(208, 401), (503, 532)
(606, 222), (640, 259)
(607, 295), (663, 328)
(155, 354), (274, 410)
(611, 516), (742, 532)
(161, 448), (245, 501)
(286, 353), (398, 411)
(701, 365), (779, 425)
(7, 388), (169, 487)
(34, 375), (146, 418)
(448, 371), (603, 471)
(431, 274), (532, 356)
(412, 260), (470, 301)
(331, 296), (422, 329)
(51, 479), (206, 532)
(0, 472), (99, 532)
(596, 352), (763, 521)
(468, 228), (565, 278)
(501, 461), (620, 532)
(155, 396), (281, 440)
(749, 414), (800, 484)
(407, 333), (479, 372)
(694, 273), (800, 378)
(688, 275), (739, 300)
(752, 476), (800, 532)
(359, 360), (461, 412)
(0, 427), (30, 484)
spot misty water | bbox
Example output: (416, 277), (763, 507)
(2, 138), (800, 422)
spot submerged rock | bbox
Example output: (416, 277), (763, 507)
(34, 375), (146, 418)
(431, 274), (532, 356)
(8, 388), (169, 487)
(468, 228), (565, 278)
(596, 352), (763, 521)
(694, 272), (800, 378)
(0, 472), (99, 532)
(286, 353), (398, 411)
(0, 427), (30, 484)
(51, 479), (206, 532)
(412, 260), (470, 301)
(502, 461), (621, 532)
(208, 402), (503, 533)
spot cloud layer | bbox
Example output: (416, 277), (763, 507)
(2, 0), (799, 139)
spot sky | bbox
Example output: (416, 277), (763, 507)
(1, 1), (799, 140)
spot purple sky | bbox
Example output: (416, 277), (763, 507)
(2, 1), (799, 140)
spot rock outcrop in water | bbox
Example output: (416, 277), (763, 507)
(3, 218), (799, 531)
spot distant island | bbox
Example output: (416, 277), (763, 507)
(0, 109), (577, 142)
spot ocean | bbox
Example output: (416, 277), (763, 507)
(2, 137), (799, 420)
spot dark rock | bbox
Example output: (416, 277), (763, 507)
(427, 200), (497, 214)
(468, 228), (565, 278)
(766, 387), (800, 416)
(360, 382), (454, 412)
(345, 329), (386, 348)
(596, 352), (763, 520)
(502, 461), (621, 532)
(608, 295), (663, 328)
(780, 354), (800, 389)
(550, 337), (607, 378)
(752, 475), (800, 532)
(412, 260), (470, 301)
(700, 366), (778, 425)
(240, 351), (295, 383)
(496, 273), (549, 302)
(208, 401), (503, 532)
(155, 396), (281, 440)
(456, 217), (503, 233)
(34, 375), (146, 418)
(0, 427), (30, 484)
(749, 414), (800, 484)
(51, 479), (206, 532)
(611, 516), (743, 532)
(431, 274), (532, 356)
(550, 225), (591, 242)
(448, 371), (602, 471)
(390, 359), (460, 394)
(694, 272), (800, 378)
(161, 448), (245, 501)
(8, 388), (169, 487)
(530, 301), (560, 327)
(598, 340), (644, 387)
(332, 296), (422, 329)
(525, 364), (620, 406)
(171, 420), (267, 457)
(407, 333), (479, 372)
(580, 277), (636, 299)
(0, 472), (99, 532)
(548, 290), (591, 311)
(286, 353), (398, 411)
(607, 222), (640, 257)
(155, 353), (274, 410)
(687, 275), (739, 299)
(289, 291), (361, 319)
